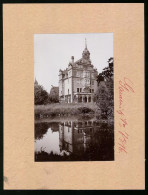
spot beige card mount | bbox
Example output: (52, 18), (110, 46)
(3, 3), (144, 190)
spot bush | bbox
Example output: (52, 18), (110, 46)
(78, 107), (94, 114)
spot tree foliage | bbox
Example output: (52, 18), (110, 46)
(34, 83), (49, 105)
(94, 57), (114, 119)
(97, 57), (113, 84)
(49, 87), (59, 103)
(34, 81), (59, 105)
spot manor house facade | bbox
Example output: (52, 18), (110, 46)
(59, 40), (98, 103)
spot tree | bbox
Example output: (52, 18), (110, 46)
(49, 86), (59, 103)
(94, 82), (111, 119)
(34, 81), (49, 105)
(95, 58), (114, 119)
(97, 57), (114, 84)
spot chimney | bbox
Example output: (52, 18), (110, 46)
(71, 56), (74, 64)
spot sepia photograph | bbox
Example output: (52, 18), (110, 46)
(34, 33), (114, 161)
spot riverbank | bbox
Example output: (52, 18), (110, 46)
(35, 102), (97, 119)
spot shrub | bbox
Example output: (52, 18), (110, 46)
(78, 107), (94, 114)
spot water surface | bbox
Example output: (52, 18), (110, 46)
(35, 118), (114, 161)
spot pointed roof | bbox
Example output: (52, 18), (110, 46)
(73, 39), (91, 65)
(83, 38), (90, 54)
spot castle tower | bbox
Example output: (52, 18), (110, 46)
(82, 38), (90, 60)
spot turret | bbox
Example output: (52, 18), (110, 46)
(82, 38), (90, 60)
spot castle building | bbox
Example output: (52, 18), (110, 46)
(59, 40), (98, 103)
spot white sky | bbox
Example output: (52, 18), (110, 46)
(34, 33), (113, 92)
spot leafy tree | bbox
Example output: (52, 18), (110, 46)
(97, 57), (113, 84)
(95, 58), (114, 119)
(94, 82), (112, 119)
(34, 81), (49, 105)
(49, 87), (59, 103)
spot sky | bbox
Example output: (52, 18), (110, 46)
(34, 33), (113, 92)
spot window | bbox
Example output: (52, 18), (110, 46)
(92, 89), (94, 93)
(92, 80), (94, 85)
(68, 89), (69, 94)
(80, 88), (82, 92)
(90, 89), (91, 93)
(77, 88), (79, 92)
(87, 72), (90, 77)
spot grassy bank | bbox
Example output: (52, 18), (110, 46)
(35, 102), (97, 119)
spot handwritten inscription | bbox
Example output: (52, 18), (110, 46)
(117, 77), (135, 154)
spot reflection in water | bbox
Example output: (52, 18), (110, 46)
(35, 120), (114, 161)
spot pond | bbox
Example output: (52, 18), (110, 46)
(35, 117), (114, 161)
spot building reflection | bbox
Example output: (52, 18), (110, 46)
(59, 120), (100, 155)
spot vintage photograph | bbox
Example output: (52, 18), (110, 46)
(34, 33), (114, 161)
